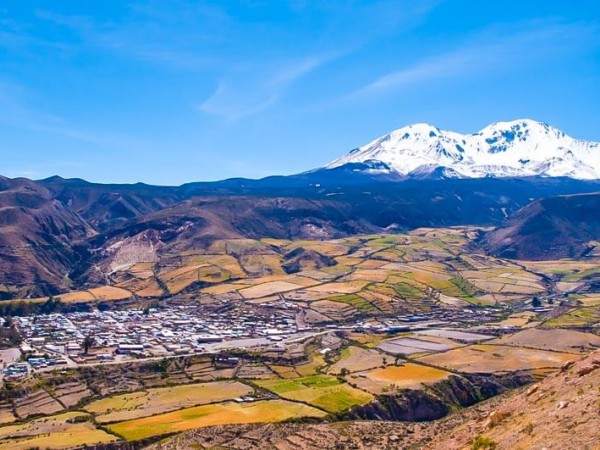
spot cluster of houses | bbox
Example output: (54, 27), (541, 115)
(12, 305), (303, 367)
(1, 362), (29, 381)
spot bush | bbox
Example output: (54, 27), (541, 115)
(471, 435), (497, 450)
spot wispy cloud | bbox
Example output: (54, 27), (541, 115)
(34, 4), (228, 71)
(350, 21), (599, 98)
(197, 55), (334, 120)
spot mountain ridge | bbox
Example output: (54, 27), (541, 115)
(327, 119), (600, 180)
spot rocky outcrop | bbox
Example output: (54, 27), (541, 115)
(346, 372), (534, 422)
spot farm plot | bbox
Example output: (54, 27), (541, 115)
(56, 290), (97, 303)
(270, 348), (327, 378)
(415, 329), (494, 343)
(108, 399), (326, 440)
(418, 344), (578, 374)
(576, 294), (600, 307)
(0, 401), (15, 424)
(543, 307), (600, 328)
(348, 363), (451, 395)
(85, 380), (253, 423)
(51, 381), (93, 408)
(87, 286), (133, 301)
(239, 254), (284, 277)
(160, 264), (230, 294)
(327, 294), (380, 313)
(14, 387), (64, 418)
(520, 260), (600, 279)
(490, 328), (600, 354)
(327, 346), (387, 375)
(0, 412), (117, 450)
(310, 300), (360, 321)
(461, 268), (545, 295)
(376, 337), (454, 356)
(306, 281), (371, 295)
(255, 375), (373, 413)
(239, 281), (304, 299)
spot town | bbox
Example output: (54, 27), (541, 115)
(2, 296), (514, 381)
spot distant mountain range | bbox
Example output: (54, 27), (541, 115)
(2, 119), (600, 297)
(326, 119), (600, 180)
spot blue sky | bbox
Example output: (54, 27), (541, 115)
(1, 0), (599, 184)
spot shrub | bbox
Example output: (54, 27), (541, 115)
(471, 434), (498, 450)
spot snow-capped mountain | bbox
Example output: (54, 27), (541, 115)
(327, 119), (600, 180)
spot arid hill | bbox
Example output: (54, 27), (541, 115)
(0, 176), (94, 297)
(484, 192), (600, 260)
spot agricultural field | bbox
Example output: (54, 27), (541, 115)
(418, 344), (578, 374)
(542, 306), (600, 328)
(255, 375), (374, 413)
(85, 380), (253, 423)
(0, 412), (117, 450)
(490, 328), (600, 354)
(376, 336), (455, 356)
(348, 363), (451, 395)
(13, 228), (593, 314)
(327, 346), (387, 375)
(5, 228), (600, 447)
(108, 400), (326, 440)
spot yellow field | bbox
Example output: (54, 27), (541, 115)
(0, 412), (116, 450)
(108, 400), (326, 440)
(348, 364), (450, 394)
(85, 380), (253, 423)
(0, 409), (15, 425)
(494, 312), (536, 327)
(418, 344), (578, 374)
(239, 281), (303, 299)
(57, 290), (96, 303)
(127, 262), (155, 279)
(87, 286), (133, 301)
(307, 281), (370, 294)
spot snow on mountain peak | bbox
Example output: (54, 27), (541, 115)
(327, 119), (600, 179)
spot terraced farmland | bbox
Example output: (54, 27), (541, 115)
(418, 344), (578, 374)
(0, 412), (117, 450)
(85, 380), (253, 423)
(108, 400), (326, 440)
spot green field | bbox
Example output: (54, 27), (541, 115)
(255, 374), (373, 412)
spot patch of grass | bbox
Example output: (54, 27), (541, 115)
(471, 435), (497, 450)
(255, 375), (373, 413)
(543, 307), (600, 328)
(393, 282), (425, 301)
(328, 294), (378, 313)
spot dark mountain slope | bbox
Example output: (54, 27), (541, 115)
(483, 191), (600, 260)
(0, 176), (95, 296)
(39, 176), (184, 231)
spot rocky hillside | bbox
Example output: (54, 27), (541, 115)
(484, 192), (600, 260)
(0, 176), (95, 297)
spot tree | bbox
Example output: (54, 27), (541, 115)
(531, 296), (542, 308)
(82, 334), (95, 354)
